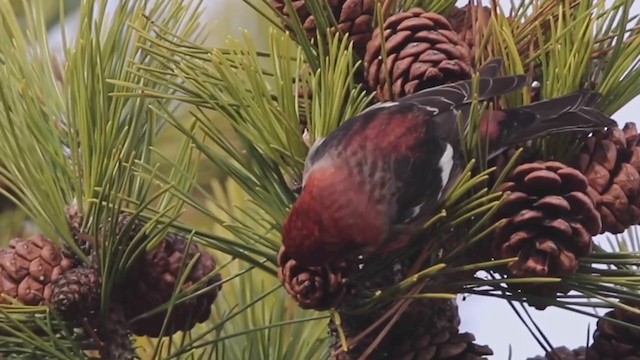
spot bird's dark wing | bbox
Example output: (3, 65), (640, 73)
(395, 75), (529, 114)
(477, 58), (504, 78)
(495, 91), (617, 147)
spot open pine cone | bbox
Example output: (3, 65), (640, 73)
(587, 301), (640, 359)
(390, 304), (493, 360)
(364, 7), (472, 101)
(270, 0), (376, 58)
(277, 246), (346, 311)
(493, 161), (600, 280)
(574, 123), (640, 234)
(333, 299), (492, 360)
(0, 235), (76, 306)
(121, 232), (222, 337)
(527, 346), (587, 360)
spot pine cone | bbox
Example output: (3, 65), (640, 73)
(270, 0), (376, 57)
(448, 4), (492, 64)
(0, 235), (76, 306)
(390, 300), (492, 360)
(50, 267), (101, 321)
(278, 246), (346, 311)
(63, 202), (96, 263)
(574, 124), (640, 234)
(493, 162), (599, 307)
(527, 346), (587, 360)
(392, 330), (493, 360)
(587, 301), (640, 359)
(364, 8), (472, 101)
(333, 298), (492, 360)
(122, 232), (222, 337)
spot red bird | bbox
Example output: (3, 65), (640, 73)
(282, 59), (616, 267)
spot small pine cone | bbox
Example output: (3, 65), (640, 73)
(0, 235), (76, 306)
(527, 346), (587, 360)
(588, 301), (640, 359)
(574, 123), (640, 234)
(448, 4), (492, 63)
(63, 202), (96, 263)
(122, 233), (222, 337)
(270, 0), (376, 58)
(364, 8), (472, 101)
(277, 246), (346, 311)
(50, 267), (101, 321)
(493, 162), (599, 302)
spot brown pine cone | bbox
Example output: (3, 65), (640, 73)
(332, 299), (492, 360)
(0, 235), (76, 306)
(392, 330), (493, 360)
(63, 202), (96, 263)
(121, 232), (222, 337)
(574, 123), (640, 234)
(270, 0), (376, 58)
(448, 4), (492, 64)
(50, 267), (101, 321)
(390, 300), (492, 360)
(277, 246), (346, 311)
(364, 8), (472, 101)
(587, 301), (640, 359)
(493, 162), (599, 303)
(527, 346), (587, 360)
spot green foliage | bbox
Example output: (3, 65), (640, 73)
(1, 0), (640, 358)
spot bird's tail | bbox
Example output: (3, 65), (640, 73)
(497, 90), (617, 147)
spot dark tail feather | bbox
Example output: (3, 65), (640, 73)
(498, 91), (617, 146)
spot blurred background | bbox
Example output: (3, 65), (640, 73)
(4, 0), (639, 358)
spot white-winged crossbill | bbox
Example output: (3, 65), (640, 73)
(283, 59), (616, 267)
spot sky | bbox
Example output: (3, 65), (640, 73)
(51, 0), (640, 358)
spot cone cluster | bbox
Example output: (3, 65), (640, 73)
(270, 1), (475, 105)
(575, 123), (640, 234)
(0, 210), (223, 341)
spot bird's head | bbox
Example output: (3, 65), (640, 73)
(282, 193), (339, 267)
(282, 165), (387, 267)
